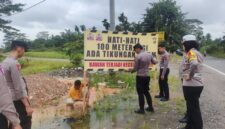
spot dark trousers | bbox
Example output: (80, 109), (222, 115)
(183, 86), (203, 129)
(0, 113), (8, 129)
(158, 68), (170, 99)
(0, 101), (32, 129)
(136, 76), (153, 111)
(182, 85), (188, 118)
(9, 100), (32, 129)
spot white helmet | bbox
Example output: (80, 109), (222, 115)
(182, 35), (197, 44)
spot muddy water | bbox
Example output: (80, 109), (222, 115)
(32, 90), (183, 129)
(31, 90), (145, 129)
(32, 106), (70, 129)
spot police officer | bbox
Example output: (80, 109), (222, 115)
(131, 43), (158, 114)
(0, 65), (22, 129)
(155, 43), (170, 101)
(180, 35), (204, 129)
(2, 41), (33, 129)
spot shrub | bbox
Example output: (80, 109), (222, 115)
(69, 53), (83, 67)
(0, 55), (5, 62)
(19, 58), (30, 68)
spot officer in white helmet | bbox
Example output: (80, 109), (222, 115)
(180, 35), (204, 129)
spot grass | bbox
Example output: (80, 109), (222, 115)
(89, 72), (136, 88)
(25, 51), (69, 59)
(209, 50), (225, 58)
(150, 70), (186, 114)
(89, 73), (185, 129)
(21, 59), (72, 75)
(170, 53), (182, 62)
(89, 71), (156, 88)
(1, 54), (71, 75)
(201, 47), (225, 58)
(0, 54), (5, 62)
(71, 70), (186, 129)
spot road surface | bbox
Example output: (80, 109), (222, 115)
(201, 56), (225, 129)
(24, 57), (69, 62)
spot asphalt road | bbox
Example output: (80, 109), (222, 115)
(24, 57), (70, 62)
(204, 56), (225, 74)
(201, 56), (225, 129)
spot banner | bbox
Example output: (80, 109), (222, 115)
(84, 30), (164, 71)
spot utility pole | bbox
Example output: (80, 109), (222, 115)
(109, 0), (115, 31)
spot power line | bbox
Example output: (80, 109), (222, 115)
(22, 0), (47, 12)
(4, 0), (47, 17)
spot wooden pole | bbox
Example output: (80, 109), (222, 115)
(82, 70), (89, 115)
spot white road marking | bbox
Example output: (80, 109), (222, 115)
(203, 64), (225, 76)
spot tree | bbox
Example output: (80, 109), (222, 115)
(36, 31), (49, 40)
(80, 25), (86, 32)
(205, 33), (212, 44)
(3, 30), (28, 50)
(92, 26), (97, 31)
(28, 25), (86, 50)
(185, 19), (204, 41)
(0, 0), (24, 31)
(75, 25), (80, 34)
(116, 13), (130, 32)
(31, 31), (50, 50)
(31, 38), (46, 49)
(129, 22), (143, 33)
(142, 0), (188, 43)
(220, 35), (225, 52)
(63, 37), (84, 67)
(102, 19), (110, 30)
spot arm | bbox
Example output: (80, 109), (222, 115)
(189, 59), (198, 79)
(179, 63), (183, 79)
(186, 50), (198, 80)
(151, 53), (158, 65)
(161, 55), (169, 78)
(10, 63), (27, 100)
(0, 93), (20, 127)
(151, 56), (158, 65)
(2, 110), (20, 127)
(10, 64), (33, 116)
(132, 56), (139, 73)
(68, 88), (72, 98)
(0, 83), (20, 127)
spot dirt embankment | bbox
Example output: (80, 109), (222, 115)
(25, 74), (70, 107)
(25, 73), (121, 108)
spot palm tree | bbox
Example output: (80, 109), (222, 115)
(102, 19), (110, 30)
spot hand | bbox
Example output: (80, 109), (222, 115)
(13, 125), (22, 129)
(83, 79), (89, 87)
(185, 78), (191, 81)
(183, 74), (191, 81)
(161, 76), (164, 80)
(152, 53), (156, 57)
(25, 106), (34, 116)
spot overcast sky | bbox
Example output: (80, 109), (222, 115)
(0, 0), (225, 46)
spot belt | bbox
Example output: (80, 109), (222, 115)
(160, 67), (169, 69)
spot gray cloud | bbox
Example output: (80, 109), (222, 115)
(1, 0), (225, 46)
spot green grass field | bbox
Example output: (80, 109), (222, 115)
(21, 60), (72, 75)
(25, 51), (69, 59)
(0, 54), (5, 62)
(201, 47), (225, 59)
(209, 50), (225, 58)
(1, 54), (72, 75)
